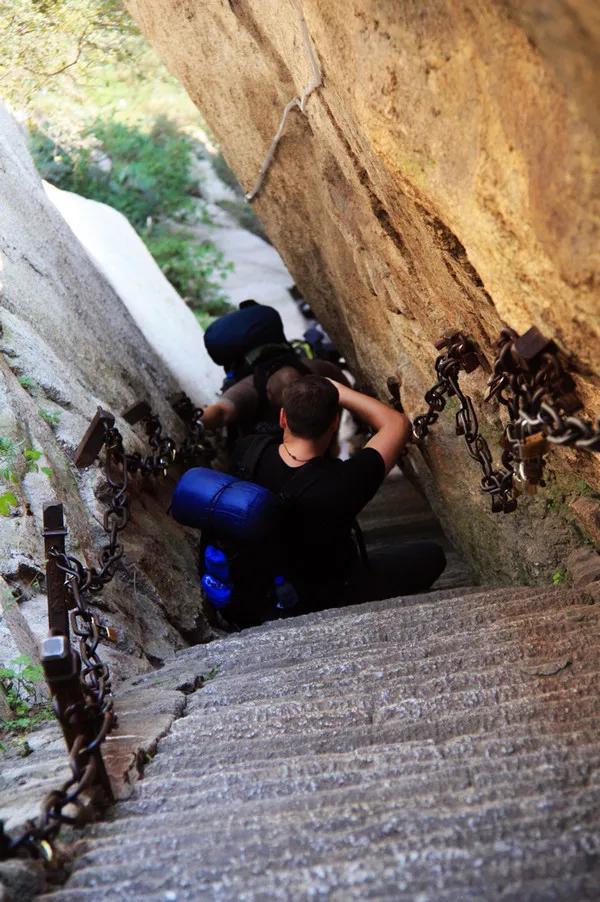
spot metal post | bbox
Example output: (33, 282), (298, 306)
(122, 401), (152, 426)
(43, 502), (69, 638)
(41, 634), (113, 802)
(74, 407), (115, 468)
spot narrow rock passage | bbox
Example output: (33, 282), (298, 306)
(40, 470), (600, 901)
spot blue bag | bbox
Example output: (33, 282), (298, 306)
(170, 467), (281, 544)
(203, 303), (286, 368)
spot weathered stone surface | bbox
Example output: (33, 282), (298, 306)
(0, 106), (215, 679)
(42, 580), (600, 900)
(0, 859), (45, 902)
(127, 0), (600, 581)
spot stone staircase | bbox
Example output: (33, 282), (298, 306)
(44, 579), (600, 900)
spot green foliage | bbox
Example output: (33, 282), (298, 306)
(9, 2), (236, 319)
(0, 0), (140, 107)
(0, 437), (19, 485)
(0, 440), (52, 514)
(18, 375), (35, 390)
(0, 654), (52, 735)
(37, 118), (196, 230)
(201, 665), (220, 683)
(38, 408), (61, 426)
(551, 568), (567, 586)
(32, 118), (234, 313)
(0, 492), (18, 517)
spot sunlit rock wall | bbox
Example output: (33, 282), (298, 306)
(128, 0), (600, 581)
(0, 108), (214, 681)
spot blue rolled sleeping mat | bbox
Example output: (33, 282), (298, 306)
(171, 467), (281, 543)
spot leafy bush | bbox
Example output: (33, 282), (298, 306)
(32, 118), (234, 313)
(0, 439), (52, 516)
(0, 655), (52, 733)
(34, 117), (194, 229)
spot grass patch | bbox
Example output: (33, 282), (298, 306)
(39, 408), (61, 426)
(0, 655), (54, 739)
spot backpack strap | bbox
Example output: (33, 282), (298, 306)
(236, 434), (277, 481)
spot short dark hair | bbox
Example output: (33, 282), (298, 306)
(282, 375), (340, 439)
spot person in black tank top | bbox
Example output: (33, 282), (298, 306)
(233, 375), (446, 615)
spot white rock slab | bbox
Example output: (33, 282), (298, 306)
(43, 183), (221, 406)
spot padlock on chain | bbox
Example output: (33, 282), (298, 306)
(514, 432), (548, 492)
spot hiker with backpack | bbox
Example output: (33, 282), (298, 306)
(200, 300), (349, 436)
(172, 374), (446, 627)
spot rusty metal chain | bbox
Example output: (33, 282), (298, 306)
(0, 425), (124, 861)
(487, 327), (600, 476)
(0, 559), (115, 861)
(412, 325), (599, 512)
(171, 393), (216, 465)
(2, 731), (108, 861)
(413, 332), (517, 513)
(1, 397), (217, 862)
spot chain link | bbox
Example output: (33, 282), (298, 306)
(487, 326), (600, 453)
(413, 326), (600, 512)
(413, 332), (517, 513)
(1, 398), (216, 861)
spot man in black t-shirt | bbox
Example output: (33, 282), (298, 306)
(233, 375), (446, 615)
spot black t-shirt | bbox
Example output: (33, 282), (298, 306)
(232, 437), (386, 583)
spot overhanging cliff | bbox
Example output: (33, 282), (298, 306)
(127, 0), (600, 581)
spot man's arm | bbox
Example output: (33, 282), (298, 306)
(202, 375), (259, 431)
(328, 380), (411, 474)
(201, 397), (237, 431)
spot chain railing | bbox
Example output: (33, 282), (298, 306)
(406, 325), (600, 513)
(0, 393), (212, 863)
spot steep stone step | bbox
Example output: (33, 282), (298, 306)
(249, 583), (576, 633)
(64, 799), (600, 892)
(124, 584), (555, 688)
(161, 594), (594, 680)
(117, 740), (600, 814)
(187, 645), (589, 712)
(43, 584), (600, 899)
(149, 689), (600, 776)
(137, 727), (600, 791)
(46, 824), (600, 900)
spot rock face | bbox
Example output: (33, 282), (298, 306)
(127, 0), (600, 581)
(43, 182), (222, 407)
(0, 107), (214, 683)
